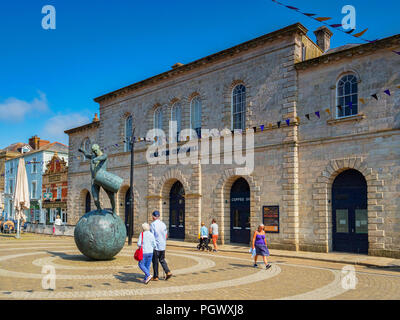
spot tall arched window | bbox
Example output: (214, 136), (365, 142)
(232, 84), (246, 130)
(125, 115), (133, 152)
(154, 107), (163, 144)
(171, 102), (182, 141)
(337, 74), (358, 118)
(154, 107), (163, 130)
(190, 96), (202, 138)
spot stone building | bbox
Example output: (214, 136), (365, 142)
(65, 23), (400, 258)
(42, 153), (68, 225)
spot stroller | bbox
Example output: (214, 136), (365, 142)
(197, 234), (213, 252)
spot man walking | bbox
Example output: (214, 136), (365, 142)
(150, 210), (172, 281)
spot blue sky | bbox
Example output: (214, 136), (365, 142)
(0, 0), (398, 148)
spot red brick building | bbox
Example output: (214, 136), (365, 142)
(42, 153), (68, 225)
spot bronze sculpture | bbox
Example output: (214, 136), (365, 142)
(75, 143), (126, 260)
(78, 144), (123, 215)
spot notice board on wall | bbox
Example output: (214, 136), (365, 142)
(263, 206), (279, 233)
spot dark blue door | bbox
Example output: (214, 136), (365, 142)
(332, 169), (368, 254)
(230, 178), (250, 244)
(85, 192), (91, 213)
(169, 181), (185, 239)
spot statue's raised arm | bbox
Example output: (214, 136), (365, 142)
(78, 147), (93, 160)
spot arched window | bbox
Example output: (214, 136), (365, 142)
(154, 107), (163, 130)
(154, 107), (163, 144)
(125, 115), (133, 152)
(190, 96), (202, 138)
(171, 102), (182, 141)
(81, 138), (91, 160)
(337, 74), (358, 118)
(232, 84), (246, 130)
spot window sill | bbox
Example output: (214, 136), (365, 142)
(327, 113), (366, 125)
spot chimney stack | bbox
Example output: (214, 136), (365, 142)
(314, 26), (333, 53)
(29, 135), (40, 150)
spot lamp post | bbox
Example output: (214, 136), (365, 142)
(127, 127), (135, 246)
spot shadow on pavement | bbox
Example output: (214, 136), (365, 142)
(114, 271), (144, 283)
(366, 265), (400, 272)
(46, 251), (116, 262)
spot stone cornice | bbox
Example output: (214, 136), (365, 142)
(64, 121), (100, 135)
(94, 23), (308, 104)
(295, 34), (400, 70)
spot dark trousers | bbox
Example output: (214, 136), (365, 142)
(152, 250), (170, 278)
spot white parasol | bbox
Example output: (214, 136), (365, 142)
(13, 158), (30, 238)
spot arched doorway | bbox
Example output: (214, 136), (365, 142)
(169, 181), (185, 239)
(85, 192), (91, 213)
(230, 177), (250, 244)
(125, 188), (132, 235)
(332, 169), (368, 254)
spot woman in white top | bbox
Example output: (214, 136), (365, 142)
(53, 215), (62, 236)
(137, 223), (156, 284)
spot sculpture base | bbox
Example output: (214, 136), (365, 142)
(74, 209), (127, 260)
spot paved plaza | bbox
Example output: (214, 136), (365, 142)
(0, 234), (400, 300)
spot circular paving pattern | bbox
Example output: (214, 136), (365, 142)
(1, 239), (400, 300)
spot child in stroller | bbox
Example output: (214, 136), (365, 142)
(197, 222), (212, 252)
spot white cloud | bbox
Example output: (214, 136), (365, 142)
(42, 113), (91, 142)
(0, 92), (49, 122)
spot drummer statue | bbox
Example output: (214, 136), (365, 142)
(78, 144), (123, 216)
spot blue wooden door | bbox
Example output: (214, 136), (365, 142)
(230, 178), (250, 244)
(332, 169), (368, 254)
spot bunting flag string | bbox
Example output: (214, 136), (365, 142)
(269, 0), (399, 56)
(1, 81), (399, 177)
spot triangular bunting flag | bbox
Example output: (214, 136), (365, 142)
(393, 51), (400, 55)
(325, 108), (330, 115)
(384, 89), (391, 96)
(305, 114), (310, 120)
(277, 121), (281, 128)
(330, 24), (342, 28)
(286, 5), (299, 10)
(268, 123), (273, 129)
(253, 127), (257, 133)
(359, 98), (366, 104)
(353, 28), (368, 38)
(346, 29), (355, 34)
(371, 94), (378, 100)
(303, 13), (316, 17)
(315, 17), (332, 22)
(315, 111), (320, 119)
(397, 85), (400, 89)
(337, 105), (343, 112)
(296, 116), (300, 124)
(260, 125), (264, 132)
(286, 119), (290, 126)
